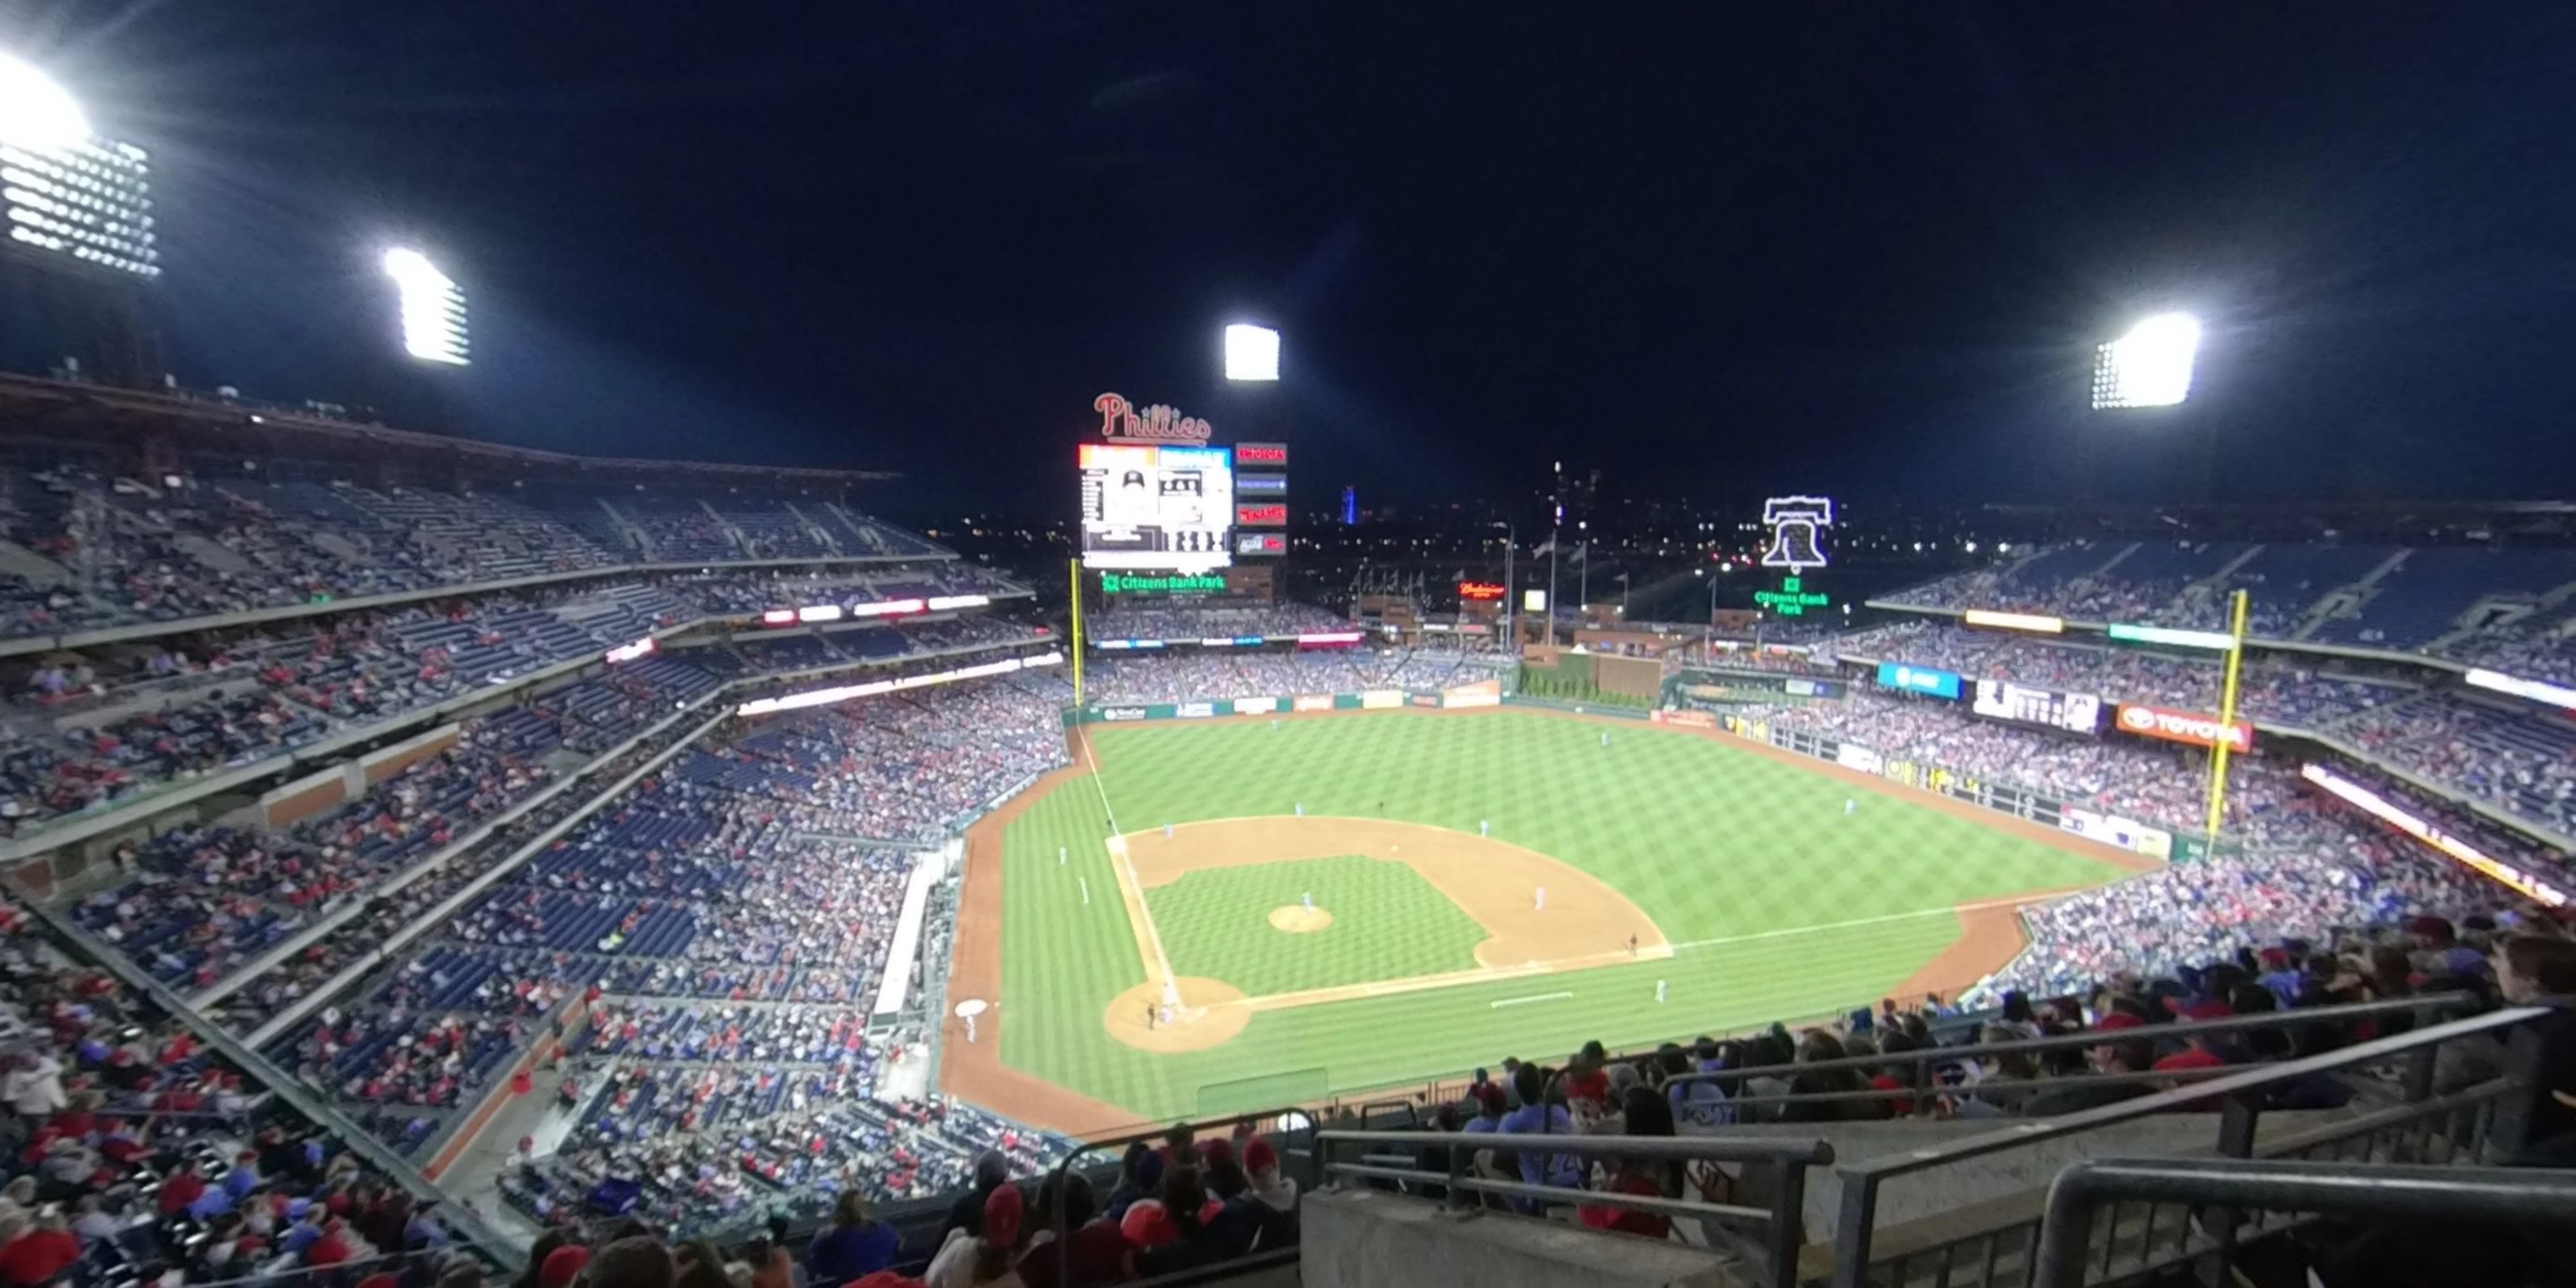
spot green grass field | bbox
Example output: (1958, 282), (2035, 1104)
(1151, 855), (1488, 996)
(994, 710), (2135, 1123)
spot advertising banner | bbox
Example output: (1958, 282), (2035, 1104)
(1441, 679), (1503, 709)
(1097, 706), (1150, 722)
(1409, 695), (1437, 707)
(2114, 703), (2254, 753)
(1230, 697), (1283, 715)
(1294, 694), (1335, 713)
(1835, 744), (1885, 774)
(1875, 661), (1963, 700)
(2060, 807), (2174, 860)
(1176, 701), (1216, 719)
(1361, 690), (1407, 709)
(1651, 708), (1717, 730)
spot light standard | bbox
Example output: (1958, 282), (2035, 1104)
(1490, 521), (1515, 647)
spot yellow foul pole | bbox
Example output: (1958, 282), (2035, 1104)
(2202, 588), (2251, 840)
(1069, 558), (1085, 707)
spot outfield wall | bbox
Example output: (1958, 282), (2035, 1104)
(1698, 709), (2212, 864)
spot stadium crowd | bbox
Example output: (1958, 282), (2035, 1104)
(0, 566), (1029, 840)
(0, 895), (503, 1288)
(1081, 602), (1350, 641)
(1076, 648), (1509, 706)
(0, 464), (964, 638)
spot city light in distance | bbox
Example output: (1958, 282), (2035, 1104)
(2092, 312), (2201, 408)
(1224, 323), (1280, 381)
(0, 52), (88, 152)
(382, 247), (470, 365)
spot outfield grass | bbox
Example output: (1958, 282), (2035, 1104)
(1150, 854), (1487, 996)
(996, 711), (2135, 1122)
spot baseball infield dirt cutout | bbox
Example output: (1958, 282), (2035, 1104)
(1097, 816), (1670, 1052)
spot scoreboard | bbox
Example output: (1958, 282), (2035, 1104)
(1080, 443), (1234, 571)
(1971, 678), (2103, 735)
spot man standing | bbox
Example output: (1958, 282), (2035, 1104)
(1479, 819), (1490, 837)
(1534, 886), (1546, 912)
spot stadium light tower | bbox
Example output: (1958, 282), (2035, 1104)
(1223, 323), (1280, 382)
(382, 247), (469, 365)
(2090, 312), (2201, 408)
(0, 51), (90, 151)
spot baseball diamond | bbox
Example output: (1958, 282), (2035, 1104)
(941, 705), (2156, 1131)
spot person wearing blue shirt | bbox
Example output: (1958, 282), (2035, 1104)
(1496, 1065), (1582, 1197)
(807, 1190), (898, 1283)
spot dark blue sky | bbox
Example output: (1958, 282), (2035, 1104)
(15, 3), (2576, 516)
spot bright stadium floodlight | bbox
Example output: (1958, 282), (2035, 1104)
(1224, 323), (1280, 381)
(382, 247), (469, 365)
(0, 51), (90, 152)
(2091, 312), (2201, 408)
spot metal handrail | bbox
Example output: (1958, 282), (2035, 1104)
(1661, 991), (2470, 1093)
(1841, 1003), (2539, 1183)
(1824, 1002), (2549, 1288)
(2032, 1158), (2576, 1288)
(1316, 1129), (1831, 1288)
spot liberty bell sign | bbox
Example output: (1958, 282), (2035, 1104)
(1759, 497), (1834, 574)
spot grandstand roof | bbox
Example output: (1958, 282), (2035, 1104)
(0, 372), (901, 485)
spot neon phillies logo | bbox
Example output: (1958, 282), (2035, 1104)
(1458, 581), (1506, 601)
(1095, 391), (1213, 443)
(2116, 703), (2253, 752)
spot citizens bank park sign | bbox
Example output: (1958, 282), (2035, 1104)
(2115, 703), (2255, 753)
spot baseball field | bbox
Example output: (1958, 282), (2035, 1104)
(941, 707), (2153, 1133)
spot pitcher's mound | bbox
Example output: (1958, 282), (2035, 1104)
(1104, 977), (1251, 1052)
(1267, 906), (1333, 933)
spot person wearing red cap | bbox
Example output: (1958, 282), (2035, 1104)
(1241, 1137), (1296, 1214)
(538, 1245), (591, 1288)
(925, 1182), (1024, 1288)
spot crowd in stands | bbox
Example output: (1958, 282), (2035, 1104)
(1082, 602), (1349, 642)
(1885, 540), (2576, 667)
(0, 462), (963, 638)
(2333, 696), (2576, 837)
(1822, 620), (2420, 730)
(0, 895), (500, 1288)
(73, 716), (564, 991)
(217, 672), (1064, 1174)
(1077, 648), (1508, 706)
(498, 1110), (1297, 1284)
(1821, 618), (2576, 844)
(0, 569), (1031, 839)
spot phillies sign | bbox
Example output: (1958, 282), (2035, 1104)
(2116, 703), (2254, 753)
(1095, 391), (1213, 443)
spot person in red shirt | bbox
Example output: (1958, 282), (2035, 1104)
(304, 1219), (352, 1268)
(1562, 1041), (1613, 1113)
(156, 1163), (206, 1217)
(0, 1213), (82, 1286)
(1576, 1090), (1677, 1241)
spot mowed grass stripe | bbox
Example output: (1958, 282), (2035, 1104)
(1149, 855), (1486, 997)
(995, 712), (2131, 1120)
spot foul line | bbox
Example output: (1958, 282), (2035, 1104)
(1491, 991), (1574, 1009)
(1081, 730), (1178, 989)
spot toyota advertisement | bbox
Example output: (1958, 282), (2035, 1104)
(1874, 661), (1963, 700)
(2115, 703), (2255, 753)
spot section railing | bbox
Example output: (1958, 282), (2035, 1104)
(1822, 1002), (2553, 1288)
(2030, 1158), (2576, 1288)
(1315, 1127), (1834, 1288)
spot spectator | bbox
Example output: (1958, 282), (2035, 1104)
(1496, 1063), (1581, 1194)
(926, 1181), (1024, 1288)
(589, 1236), (679, 1288)
(1578, 1088), (1676, 1241)
(2493, 934), (2576, 1167)
(940, 1152), (1012, 1246)
(809, 1189), (900, 1283)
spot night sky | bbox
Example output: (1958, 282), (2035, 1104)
(15, 3), (2576, 515)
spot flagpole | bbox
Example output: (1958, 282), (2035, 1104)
(1578, 542), (1589, 624)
